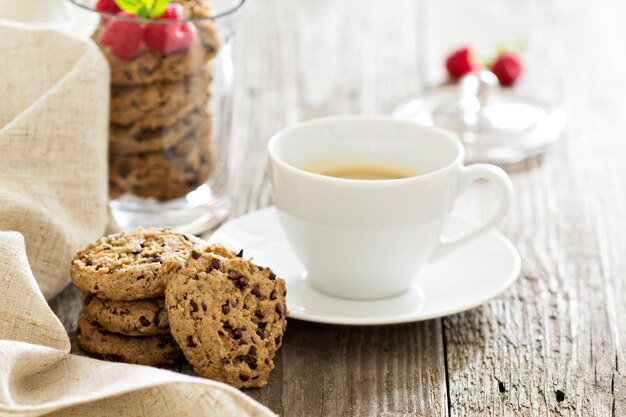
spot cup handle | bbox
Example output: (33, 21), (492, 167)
(429, 164), (513, 262)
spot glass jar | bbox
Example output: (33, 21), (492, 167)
(68, 0), (246, 234)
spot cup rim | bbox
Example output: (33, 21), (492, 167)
(267, 115), (465, 185)
(67, 0), (248, 22)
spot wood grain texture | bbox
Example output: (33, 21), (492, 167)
(435, 0), (626, 415)
(49, 0), (626, 415)
(244, 321), (448, 417)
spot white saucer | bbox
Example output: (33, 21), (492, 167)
(209, 206), (521, 325)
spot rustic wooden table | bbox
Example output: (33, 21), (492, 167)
(51, 0), (626, 415)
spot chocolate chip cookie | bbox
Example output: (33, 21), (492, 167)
(109, 103), (209, 154)
(70, 228), (204, 300)
(123, 153), (212, 201)
(77, 311), (181, 366)
(109, 115), (212, 201)
(165, 244), (288, 388)
(110, 69), (210, 128)
(81, 292), (170, 336)
(109, 151), (212, 201)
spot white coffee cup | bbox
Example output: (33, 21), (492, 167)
(268, 115), (513, 300)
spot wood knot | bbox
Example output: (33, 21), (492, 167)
(556, 389), (565, 402)
(498, 381), (506, 393)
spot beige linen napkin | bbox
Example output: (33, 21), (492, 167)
(0, 20), (274, 417)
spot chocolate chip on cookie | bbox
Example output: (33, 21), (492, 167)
(165, 244), (288, 388)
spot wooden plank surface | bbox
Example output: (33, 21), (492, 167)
(436, 0), (626, 415)
(49, 0), (626, 415)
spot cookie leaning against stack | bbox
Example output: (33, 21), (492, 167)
(70, 227), (288, 388)
(165, 244), (288, 388)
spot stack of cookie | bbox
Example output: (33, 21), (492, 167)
(71, 228), (201, 365)
(99, 0), (220, 202)
(71, 228), (288, 388)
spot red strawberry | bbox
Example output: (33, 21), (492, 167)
(95, 0), (121, 14)
(491, 52), (523, 86)
(162, 23), (197, 54)
(159, 2), (185, 19)
(445, 46), (477, 79)
(143, 23), (169, 52)
(143, 4), (196, 54)
(100, 12), (143, 61)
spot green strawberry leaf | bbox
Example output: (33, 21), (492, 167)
(114, 0), (170, 18)
(136, 5), (151, 19)
(149, 0), (170, 17)
(113, 0), (145, 14)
